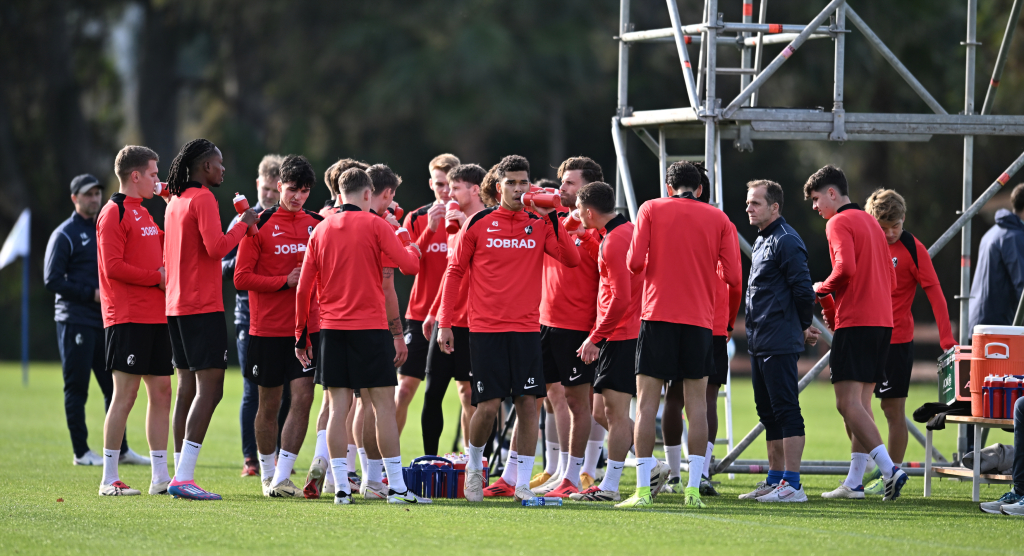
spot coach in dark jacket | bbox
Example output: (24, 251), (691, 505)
(44, 174), (133, 465)
(740, 180), (819, 498)
(968, 186), (1024, 335)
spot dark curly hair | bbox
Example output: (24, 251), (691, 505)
(165, 138), (218, 196)
(666, 161), (701, 192)
(279, 155), (316, 189)
(803, 165), (848, 198)
(495, 154), (530, 179)
(447, 163), (487, 187)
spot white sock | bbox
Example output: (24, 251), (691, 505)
(468, 443), (485, 470)
(665, 445), (682, 479)
(346, 444), (357, 475)
(687, 455), (705, 489)
(150, 450), (171, 484)
(544, 442), (559, 475)
(567, 456), (584, 487)
(384, 456), (406, 493)
(358, 447), (369, 476)
(516, 455), (535, 491)
(501, 450), (518, 486)
(367, 459), (383, 483)
(173, 451), (180, 472)
(272, 450), (297, 486)
(703, 442), (714, 477)
(258, 452), (276, 481)
(844, 452), (870, 489)
(636, 457), (655, 488)
(314, 431), (329, 462)
(331, 458), (350, 495)
(558, 451), (569, 479)
(176, 441), (201, 482)
(102, 448), (120, 486)
(600, 459), (624, 492)
(582, 439), (603, 477)
(869, 445), (897, 480)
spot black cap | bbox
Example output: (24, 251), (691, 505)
(70, 174), (101, 195)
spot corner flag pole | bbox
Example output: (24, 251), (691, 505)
(1, 208), (31, 386)
(22, 252), (28, 385)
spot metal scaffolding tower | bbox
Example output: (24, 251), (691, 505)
(611, 0), (1024, 473)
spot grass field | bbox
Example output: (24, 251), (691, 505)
(1, 362), (1020, 555)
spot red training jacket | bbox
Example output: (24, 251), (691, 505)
(627, 193), (742, 329)
(234, 206), (323, 337)
(403, 203), (450, 322)
(713, 221), (743, 337)
(889, 230), (955, 348)
(438, 206), (580, 333)
(540, 211), (600, 332)
(164, 183), (247, 316)
(819, 204), (896, 329)
(96, 193), (165, 327)
(429, 212), (479, 329)
(295, 205), (419, 345)
(589, 215), (644, 344)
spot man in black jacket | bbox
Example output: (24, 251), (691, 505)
(740, 180), (819, 503)
(44, 174), (145, 466)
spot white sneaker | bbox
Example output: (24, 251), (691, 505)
(362, 480), (388, 500)
(514, 486), (536, 503)
(149, 480), (170, 495)
(739, 480), (776, 500)
(821, 483), (866, 499)
(533, 473), (562, 495)
(756, 480), (807, 503)
(74, 450), (103, 466)
(270, 478), (303, 498)
(119, 449), (150, 466)
(650, 461), (671, 500)
(334, 492), (352, 505)
(99, 480), (141, 496)
(262, 477), (273, 497)
(388, 488), (432, 504)
(464, 468), (484, 502)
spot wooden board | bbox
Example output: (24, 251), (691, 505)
(934, 467), (1013, 482)
(945, 415), (1014, 426)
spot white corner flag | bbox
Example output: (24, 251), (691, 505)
(0, 208), (30, 269)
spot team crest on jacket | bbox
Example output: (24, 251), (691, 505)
(892, 257), (898, 268)
(308, 225), (313, 235)
(525, 225), (533, 235)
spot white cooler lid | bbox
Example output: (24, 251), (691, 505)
(973, 325), (1024, 335)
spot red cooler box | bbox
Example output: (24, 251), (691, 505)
(970, 325), (1024, 416)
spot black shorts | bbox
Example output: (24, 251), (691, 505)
(104, 323), (174, 376)
(707, 335), (730, 386)
(593, 339), (638, 396)
(541, 326), (596, 387)
(318, 329), (397, 390)
(398, 319), (428, 380)
(167, 312), (228, 371)
(468, 331), (546, 405)
(426, 324), (473, 382)
(245, 333), (318, 388)
(875, 341), (914, 398)
(636, 320), (714, 382)
(829, 326), (892, 384)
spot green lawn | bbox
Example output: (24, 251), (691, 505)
(0, 362), (1020, 555)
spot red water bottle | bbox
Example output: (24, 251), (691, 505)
(296, 246), (305, 267)
(563, 209), (583, 233)
(1005, 375), (1021, 419)
(817, 293), (836, 329)
(232, 193), (258, 237)
(389, 204), (404, 221)
(396, 227), (412, 246)
(993, 376), (1006, 419)
(445, 200), (462, 233)
(983, 375), (993, 418)
(154, 182), (171, 198)
(521, 192), (562, 209)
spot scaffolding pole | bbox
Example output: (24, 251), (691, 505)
(981, 0), (1023, 116)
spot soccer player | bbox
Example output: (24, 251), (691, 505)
(234, 155), (324, 498)
(740, 179), (819, 503)
(222, 154), (287, 478)
(862, 188), (955, 495)
(395, 154), (461, 434)
(96, 146), (173, 496)
(295, 167), (426, 505)
(533, 157), (602, 499)
(164, 138), (257, 500)
(804, 165), (907, 501)
(567, 181), (644, 502)
(660, 163), (740, 497)
(437, 154), (580, 502)
(623, 161), (741, 509)
(320, 158), (369, 217)
(420, 163), (487, 455)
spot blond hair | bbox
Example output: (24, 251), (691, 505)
(258, 154), (285, 182)
(865, 188), (906, 223)
(428, 153), (461, 176)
